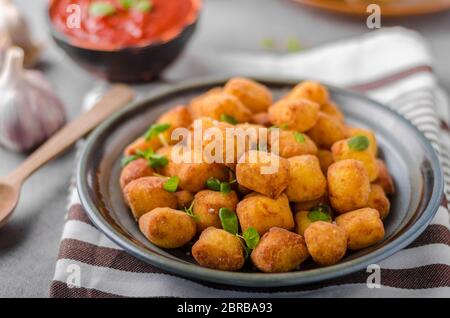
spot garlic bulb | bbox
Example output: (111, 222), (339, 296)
(0, 32), (11, 65)
(0, 0), (41, 68)
(0, 47), (66, 152)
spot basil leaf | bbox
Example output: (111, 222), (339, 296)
(220, 182), (231, 194)
(163, 176), (179, 193)
(308, 204), (332, 223)
(134, 0), (153, 12)
(206, 177), (221, 191)
(148, 153), (168, 168)
(294, 132), (305, 143)
(144, 123), (171, 141)
(119, 0), (136, 9)
(220, 114), (238, 125)
(89, 2), (116, 17)
(348, 135), (370, 151)
(219, 208), (238, 235)
(242, 227), (260, 250)
(121, 155), (138, 167)
(279, 123), (289, 130)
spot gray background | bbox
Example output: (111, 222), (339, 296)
(0, 0), (449, 297)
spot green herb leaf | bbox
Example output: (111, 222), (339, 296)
(121, 155), (138, 167)
(294, 132), (305, 143)
(184, 200), (198, 221)
(134, 0), (153, 12)
(118, 0), (136, 9)
(135, 148), (153, 159)
(133, 148), (169, 168)
(219, 208), (238, 235)
(89, 2), (116, 17)
(220, 114), (238, 125)
(286, 37), (302, 53)
(206, 177), (221, 191)
(348, 135), (370, 151)
(242, 227), (260, 250)
(308, 204), (332, 223)
(260, 37), (275, 50)
(163, 176), (179, 193)
(144, 123), (171, 141)
(220, 182), (231, 194)
(269, 123), (289, 131)
(206, 177), (232, 194)
(148, 153), (168, 168)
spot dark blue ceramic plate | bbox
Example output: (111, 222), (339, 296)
(77, 78), (444, 287)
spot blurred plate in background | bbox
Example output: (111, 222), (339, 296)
(293, 0), (450, 17)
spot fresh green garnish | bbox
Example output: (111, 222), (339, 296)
(144, 123), (171, 141)
(184, 200), (198, 221)
(237, 227), (260, 259)
(286, 37), (302, 53)
(148, 153), (168, 168)
(134, 0), (153, 12)
(206, 177), (232, 194)
(308, 204), (332, 223)
(89, 2), (116, 17)
(242, 227), (260, 250)
(220, 182), (232, 194)
(163, 176), (179, 193)
(220, 114), (238, 125)
(260, 37), (275, 50)
(219, 208), (239, 235)
(206, 177), (221, 191)
(118, 0), (135, 9)
(294, 132), (306, 143)
(218, 209), (260, 258)
(269, 123), (289, 131)
(121, 154), (138, 167)
(348, 135), (370, 151)
(122, 148), (168, 169)
(135, 148), (168, 168)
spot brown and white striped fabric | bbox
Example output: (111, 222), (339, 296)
(50, 27), (450, 298)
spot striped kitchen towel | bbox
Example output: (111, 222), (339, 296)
(50, 27), (450, 297)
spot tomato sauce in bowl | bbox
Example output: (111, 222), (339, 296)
(49, 0), (201, 51)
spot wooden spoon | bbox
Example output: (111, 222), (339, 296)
(0, 84), (134, 227)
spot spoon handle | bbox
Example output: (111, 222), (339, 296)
(7, 84), (135, 184)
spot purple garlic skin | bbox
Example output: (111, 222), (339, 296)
(0, 47), (66, 152)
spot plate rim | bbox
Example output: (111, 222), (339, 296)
(77, 76), (444, 287)
(292, 0), (450, 17)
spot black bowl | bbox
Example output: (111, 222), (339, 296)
(47, 2), (200, 83)
(77, 77), (444, 287)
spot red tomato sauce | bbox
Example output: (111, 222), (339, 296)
(49, 0), (200, 50)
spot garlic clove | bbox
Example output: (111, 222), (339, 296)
(0, 47), (65, 152)
(0, 0), (42, 68)
(0, 31), (12, 69)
